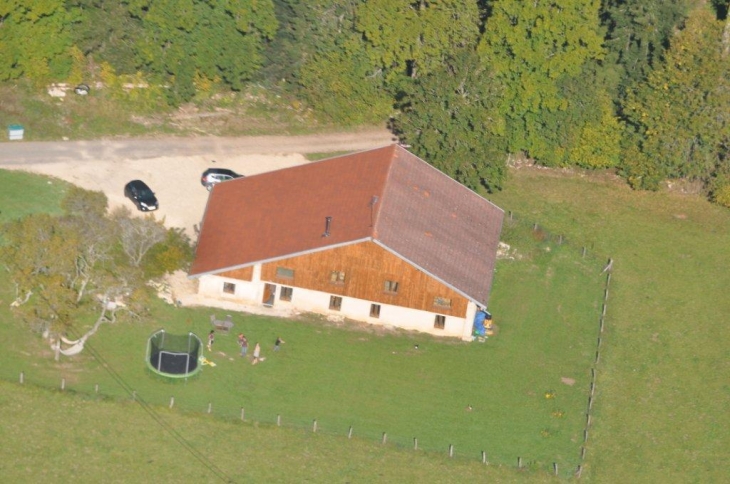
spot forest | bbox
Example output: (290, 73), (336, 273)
(1, 0), (728, 205)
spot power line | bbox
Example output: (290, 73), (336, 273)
(65, 323), (237, 484)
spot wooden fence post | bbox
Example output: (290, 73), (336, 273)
(414, 438), (418, 450)
(381, 433), (387, 445)
(19, 371), (24, 384)
(312, 419), (317, 433)
(348, 426), (353, 439)
(94, 384), (99, 393)
(169, 396), (175, 409)
(576, 465), (583, 478)
(482, 451), (488, 465)
(448, 444), (454, 458)
(240, 407), (245, 421)
(61, 378), (65, 391)
(553, 462), (558, 476)
(207, 403), (212, 414)
(277, 415), (281, 427)
(518, 456), (522, 468)
(582, 246), (586, 258)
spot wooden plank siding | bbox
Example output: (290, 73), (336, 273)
(219, 266), (253, 281)
(259, 241), (468, 317)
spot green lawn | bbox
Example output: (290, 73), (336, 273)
(0, 169), (602, 480)
(488, 169), (730, 483)
(5, 164), (724, 482)
(0, 170), (68, 224)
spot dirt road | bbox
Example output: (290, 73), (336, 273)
(0, 128), (394, 236)
(0, 128), (395, 164)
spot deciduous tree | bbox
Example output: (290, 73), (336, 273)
(0, 0), (76, 82)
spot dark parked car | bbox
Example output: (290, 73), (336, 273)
(124, 180), (158, 211)
(201, 168), (243, 190)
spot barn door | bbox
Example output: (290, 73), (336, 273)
(263, 283), (277, 307)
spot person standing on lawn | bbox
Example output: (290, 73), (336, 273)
(207, 330), (215, 351)
(274, 336), (285, 351)
(240, 335), (248, 358)
(252, 342), (261, 365)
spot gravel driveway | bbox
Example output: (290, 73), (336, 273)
(0, 129), (393, 236)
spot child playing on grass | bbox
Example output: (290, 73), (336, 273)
(207, 330), (215, 351)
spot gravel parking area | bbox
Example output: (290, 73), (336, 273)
(0, 129), (395, 234)
(1, 152), (309, 236)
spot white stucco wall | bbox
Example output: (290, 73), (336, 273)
(196, 274), (474, 340)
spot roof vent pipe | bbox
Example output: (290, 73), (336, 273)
(322, 216), (332, 237)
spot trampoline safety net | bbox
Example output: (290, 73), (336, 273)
(146, 330), (202, 378)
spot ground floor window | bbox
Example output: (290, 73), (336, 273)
(223, 282), (236, 294)
(370, 304), (381, 318)
(280, 286), (293, 301)
(329, 295), (342, 311)
(434, 315), (446, 329)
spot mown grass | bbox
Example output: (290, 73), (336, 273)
(0, 170), (69, 224)
(0, 169), (602, 480)
(487, 168), (730, 483)
(0, 380), (557, 483)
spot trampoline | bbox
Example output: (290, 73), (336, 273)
(146, 329), (203, 379)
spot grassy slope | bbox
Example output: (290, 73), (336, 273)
(487, 169), (730, 483)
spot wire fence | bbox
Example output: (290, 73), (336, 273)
(3, 209), (613, 479)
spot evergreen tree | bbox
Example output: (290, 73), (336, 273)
(601, 0), (691, 94)
(395, 49), (507, 192)
(621, 7), (730, 198)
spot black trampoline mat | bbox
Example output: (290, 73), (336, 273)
(150, 351), (199, 375)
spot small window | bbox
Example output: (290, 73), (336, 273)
(330, 270), (346, 284)
(370, 304), (381, 318)
(280, 286), (293, 302)
(329, 296), (342, 311)
(434, 315), (446, 329)
(433, 297), (452, 309)
(223, 282), (236, 294)
(276, 267), (294, 279)
(384, 280), (399, 294)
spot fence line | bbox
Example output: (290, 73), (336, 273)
(7, 209), (612, 479)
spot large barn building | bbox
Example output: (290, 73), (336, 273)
(189, 145), (503, 340)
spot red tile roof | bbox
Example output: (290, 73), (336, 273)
(190, 145), (504, 306)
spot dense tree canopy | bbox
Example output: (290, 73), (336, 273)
(621, 8), (730, 199)
(3, 1), (729, 206)
(0, 0), (76, 82)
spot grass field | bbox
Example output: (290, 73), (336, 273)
(2, 158), (728, 483)
(0, 168), (603, 481)
(488, 168), (730, 483)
